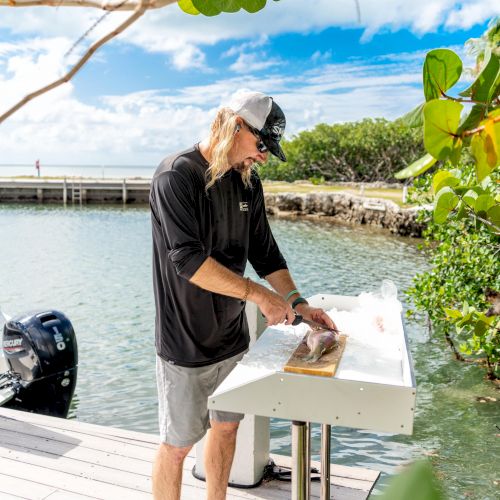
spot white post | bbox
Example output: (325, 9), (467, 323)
(122, 178), (127, 204)
(402, 185), (408, 204)
(194, 301), (269, 487)
(63, 178), (67, 205)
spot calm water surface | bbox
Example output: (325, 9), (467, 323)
(0, 205), (498, 498)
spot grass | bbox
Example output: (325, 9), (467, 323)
(261, 181), (411, 207)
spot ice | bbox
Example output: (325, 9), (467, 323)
(238, 282), (409, 386)
(238, 323), (310, 372)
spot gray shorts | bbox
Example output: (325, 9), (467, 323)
(156, 350), (246, 448)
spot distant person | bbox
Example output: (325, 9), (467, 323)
(149, 90), (337, 500)
(35, 159), (40, 177)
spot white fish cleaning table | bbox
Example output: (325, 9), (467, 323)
(208, 294), (416, 500)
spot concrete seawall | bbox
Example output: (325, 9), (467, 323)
(0, 178), (150, 204)
(0, 178), (424, 237)
(264, 192), (424, 237)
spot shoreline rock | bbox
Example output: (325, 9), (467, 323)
(264, 192), (425, 238)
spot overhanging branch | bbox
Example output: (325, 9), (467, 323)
(0, 0), (174, 10)
(0, 0), (177, 123)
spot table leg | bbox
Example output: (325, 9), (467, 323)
(320, 424), (331, 499)
(292, 420), (308, 500)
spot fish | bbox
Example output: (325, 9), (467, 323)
(302, 328), (340, 363)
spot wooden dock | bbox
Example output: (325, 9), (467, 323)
(0, 408), (379, 499)
(0, 178), (150, 204)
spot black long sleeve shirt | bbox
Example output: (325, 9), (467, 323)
(150, 145), (287, 366)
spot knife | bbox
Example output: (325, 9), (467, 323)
(292, 313), (339, 333)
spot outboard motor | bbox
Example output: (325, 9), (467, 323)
(0, 310), (77, 418)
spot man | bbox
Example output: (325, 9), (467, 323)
(150, 90), (335, 500)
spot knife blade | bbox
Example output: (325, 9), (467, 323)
(292, 313), (339, 333)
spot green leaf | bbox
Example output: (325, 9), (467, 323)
(399, 102), (425, 128)
(457, 104), (487, 136)
(444, 308), (462, 319)
(475, 194), (496, 214)
(192, 0), (222, 16)
(486, 204), (500, 227)
(463, 189), (479, 210)
(394, 153), (437, 179)
(378, 460), (444, 500)
(423, 49), (463, 101)
(459, 49), (500, 104)
(424, 100), (463, 160)
(471, 110), (500, 180)
(434, 186), (459, 223)
(217, 0), (241, 12)
(178, 0), (200, 14)
(432, 170), (460, 193)
(241, 0), (266, 13)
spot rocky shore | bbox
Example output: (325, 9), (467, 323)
(264, 191), (425, 237)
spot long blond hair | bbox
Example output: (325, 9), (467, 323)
(205, 107), (253, 190)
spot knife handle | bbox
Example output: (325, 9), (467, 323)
(292, 313), (303, 326)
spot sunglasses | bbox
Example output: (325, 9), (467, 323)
(244, 123), (268, 154)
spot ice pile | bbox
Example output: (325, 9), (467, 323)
(332, 280), (408, 385)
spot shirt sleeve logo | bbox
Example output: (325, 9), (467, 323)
(239, 201), (249, 212)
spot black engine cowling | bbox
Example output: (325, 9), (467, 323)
(1, 310), (78, 418)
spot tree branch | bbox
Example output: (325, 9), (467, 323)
(0, 0), (173, 124)
(452, 189), (500, 235)
(0, 0), (173, 10)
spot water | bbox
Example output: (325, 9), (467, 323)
(0, 204), (498, 499)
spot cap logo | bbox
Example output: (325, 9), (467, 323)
(271, 124), (284, 140)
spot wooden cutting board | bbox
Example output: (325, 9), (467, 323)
(283, 334), (347, 377)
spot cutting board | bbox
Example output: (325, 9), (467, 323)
(283, 334), (347, 377)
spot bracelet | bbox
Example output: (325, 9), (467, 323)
(285, 289), (300, 301)
(292, 296), (308, 309)
(242, 277), (251, 302)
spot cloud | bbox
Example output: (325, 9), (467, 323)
(311, 50), (333, 63)
(171, 44), (207, 70)
(229, 52), (282, 73)
(1, 1), (498, 55)
(0, 45), (427, 164)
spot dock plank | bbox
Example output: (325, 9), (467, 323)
(0, 408), (378, 499)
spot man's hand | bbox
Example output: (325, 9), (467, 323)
(249, 284), (295, 326)
(294, 302), (338, 331)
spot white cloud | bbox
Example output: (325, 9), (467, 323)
(171, 44), (207, 70)
(311, 50), (333, 63)
(0, 45), (427, 164)
(229, 52), (282, 73)
(222, 35), (269, 58)
(1, 1), (498, 55)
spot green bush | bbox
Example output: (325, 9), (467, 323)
(259, 119), (424, 182)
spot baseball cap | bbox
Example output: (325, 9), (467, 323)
(227, 90), (287, 162)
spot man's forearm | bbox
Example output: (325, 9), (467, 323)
(189, 257), (250, 299)
(265, 269), (300, 302)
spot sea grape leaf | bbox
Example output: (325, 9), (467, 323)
(423, 100), (463, 160)
(394, 153), (437, 179)
(192, 0), (222, 16)
(486, 204), (500, 227)
(242, 0), (266, 13)
(378, 460), (444, 500)
(474, 194), (495, 215)
(217, 0), (241, 12)
(400, 102), (425, 128)
(423, 49), (463, 101)
(459, 49), (500, 104)
(471, 110), (500, 180)
(462, 189), (479, 210)
(432, 170), (460, 193)
(434, 186), (459, 223)
(178, 0), (200, 14)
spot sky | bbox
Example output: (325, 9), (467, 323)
(0, 0), (499, 166)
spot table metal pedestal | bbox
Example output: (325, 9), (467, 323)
(292, 421), (331, 500)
